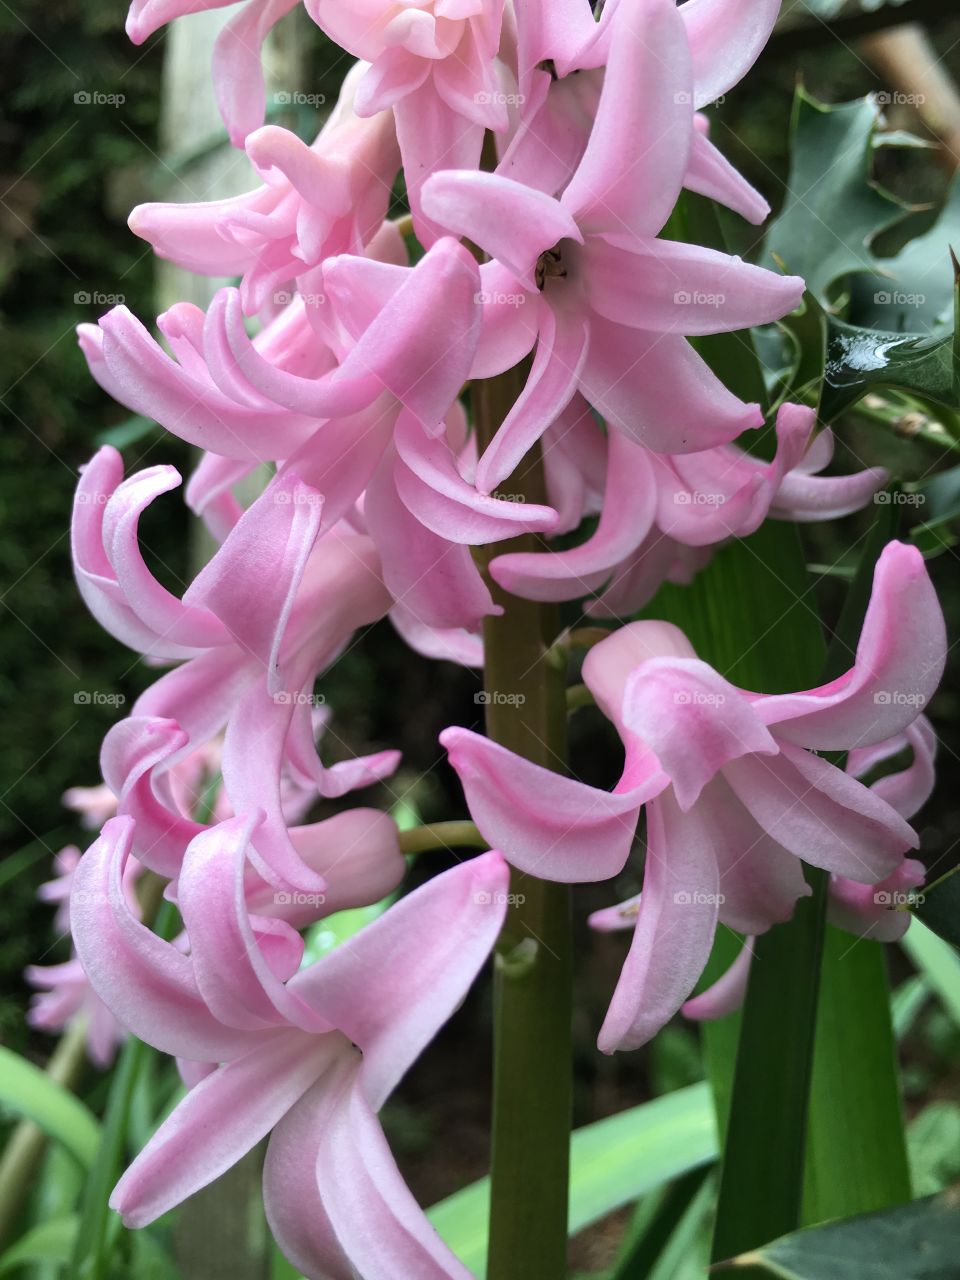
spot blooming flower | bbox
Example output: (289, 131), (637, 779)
(421, 0), (804, 492)
(71, 814), (508, 1277)
(442, 541), (945, 1051)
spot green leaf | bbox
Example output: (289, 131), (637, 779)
(912, 864), (960, 948)
(428, 1084), (717, 1277)
(821, 318), (956, 421)
(907, 1101), (960, 1195)
(766, 88), (910, 306)
(802, 929), (911, 1222)
(900, 918), (960, 1024)
(716, 1191), (960, 1278)
(0, 1048), (100, 1169)
(610, 1168), (712, 1280)
(70, 900), (179, 1280)
(94, 414), (158, 449)
(0, 1216), (77, 1275)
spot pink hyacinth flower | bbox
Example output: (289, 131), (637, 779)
(421, 0), (804, 492)
(71, 814), (508, 1278)
(490, 402), (888, 610)
(305, 0), (507, 243)
(442, 541), (945, 1051)
(661, 716), (938, 1022)
(129, 62), (401, 310)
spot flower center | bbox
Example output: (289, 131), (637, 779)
(535, 244), (567, 291)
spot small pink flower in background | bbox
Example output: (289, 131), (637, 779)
(442, 542), (946, 1052)
(71, 814), (508, 1277)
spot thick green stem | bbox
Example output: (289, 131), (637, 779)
(474, 366), (573, 1280)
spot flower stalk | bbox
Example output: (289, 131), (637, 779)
(473, 364), (573, 1280)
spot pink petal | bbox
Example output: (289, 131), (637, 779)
(583, 234), (805, 334)
(290, 851), (509, 1107)
(393, 84), (485, 248)
(621, 657), (779, 810)
(112, 1030), (337, 1227)
(490, 428), (658, 602)
(681, 0), (782, 108)
(475, 301), (588, 494)
(100, 718), (206, 878)
(394, 409), (559, 544)
(847, 716), (937, 821)
(757, 542), (946, 750)
(178, 815), (331, 1032)
(185, 471), (322, 691)
(364, 447), (500, 631)
(213, 0), (299, 146)
(686, 129), (770, 225)
(71, 817), (258, 1062)
(682, 940), (754, 1021)
(598, 793), (721, 1052)
(724, 742), (918, 883)
(318, 1078), (474, 1278)
(422, 170), (582, 287)
(578, 319), (763, 453)
(562, 0), (692, 237)
(440, 726), (655, 882)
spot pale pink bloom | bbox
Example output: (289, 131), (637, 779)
(62, 785), (118, 830)
(27, 844), (145, 1066)
(305, 0), (507, 243)
(644, 717), (938, 1022)
(78, 240), (563, 630)
(26, 958), (128, 1069)
(421, 0), (804, 492)
(73, 448), (401, 888)
(442, 542), (945, 1051)
(129, 63), (400, 309)
(71, 814), (508, 1278)
(507, 0), (780, 223)
(489, 402), (888, 611)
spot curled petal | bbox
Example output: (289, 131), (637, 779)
(682, 940), (755, 1021)
(71, 817), (257, 1062)
(441, 726), (657, 882)
(756, 541), (946, 750)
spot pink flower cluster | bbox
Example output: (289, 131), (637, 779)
(52, 0), (946, 1274)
